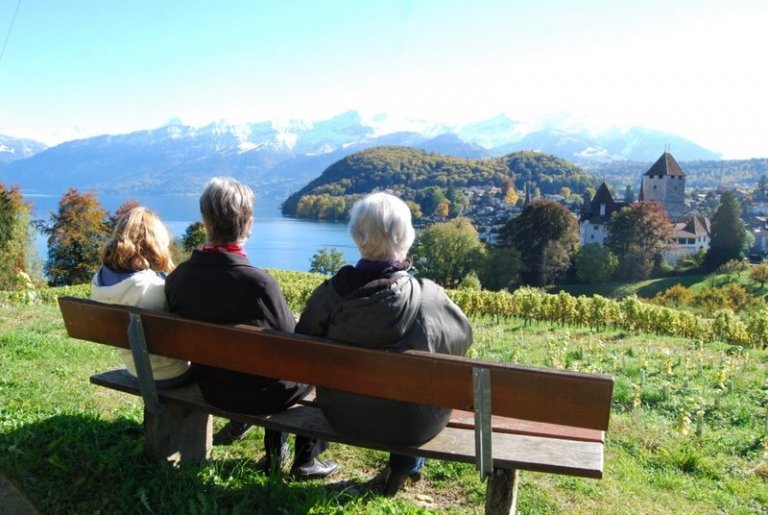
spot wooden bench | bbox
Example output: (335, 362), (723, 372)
(58, 296), (614, 514)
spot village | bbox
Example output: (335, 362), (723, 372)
(441, 151), (768, 266)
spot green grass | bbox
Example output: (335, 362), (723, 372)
(552, 270), (759, 300)
(2, 301), (768, 513)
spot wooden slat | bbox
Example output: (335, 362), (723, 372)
(91, 370), (602, 443)
(449, 410), (604, 443)
(89, 369), (603, 478)
(61, 297), (613, 431)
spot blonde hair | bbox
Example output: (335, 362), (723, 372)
(349, 192), (415, 261)
(101, 207), (175, 273)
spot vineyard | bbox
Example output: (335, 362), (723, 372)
(273, 270), (768, 349)
(5, 269), (768, 349)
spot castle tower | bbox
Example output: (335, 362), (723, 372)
(638, 152), (686, 221)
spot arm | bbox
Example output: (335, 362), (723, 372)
(295, 280), (338, 337)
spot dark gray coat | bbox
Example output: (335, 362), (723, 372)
(296, 266), (472, 445)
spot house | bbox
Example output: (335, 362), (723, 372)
(579, 183), (627, 246)
(579, 151), (711, 265)
(664, 215), (711, 264)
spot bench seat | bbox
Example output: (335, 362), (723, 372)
(92, 368), (605, 478)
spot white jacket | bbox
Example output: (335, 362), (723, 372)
(91, 269), (191, 381)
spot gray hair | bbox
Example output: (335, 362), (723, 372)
(349, 192), (415, 261)
(199, 177), (254, 244)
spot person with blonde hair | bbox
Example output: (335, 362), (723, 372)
(165, 177), (336, 479)
(296, 192), (473, 496)
(91, 206), (192, 387)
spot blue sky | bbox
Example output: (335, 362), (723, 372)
(0, 0), (766, 158)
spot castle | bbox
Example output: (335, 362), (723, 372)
(579, 152), (711, 264)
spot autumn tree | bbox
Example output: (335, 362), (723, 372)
(414, 186), (447, 216)
(38, 188), (109, 286)
(504, 183), (519, 205)
(749, 263), (768, 289)
(499, 199), (579, 286)
(413, 217), (485, 288)
(404, 200), (423, 220)
(309, 247), (346, 275)
(605, 201), (672, 281)
(705, 190), (751, 270)
(107, 199), (140, 230)
(0, 183), (33, 290)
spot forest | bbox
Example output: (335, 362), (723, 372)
(281, 146), (596, 220)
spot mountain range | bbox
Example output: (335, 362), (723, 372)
(0, 110), (722, 200)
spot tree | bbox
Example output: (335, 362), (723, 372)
(0, 183), (33, 290)
(504, 184), (519, 205)
(499, 199), (579, 286)
(705, 190), (750, 270)
(309, 247), (346, 275)
(749, 263), (768, 289)
(623, 185), (636, 203)
(574, 243), (618, 283)
(38, 188), (109, 286)
(413, 217), (485, 288)
(446, 185), (469, 216)
(107, 199), (140, 230)
(182, 221), (207, 252)
(404, 200), (423, 220)
(414, 186), (446, 217)
(479, 246), (524, 291)
(605, 201), (672, 281)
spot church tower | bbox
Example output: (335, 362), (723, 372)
(638, 152), (686, 221)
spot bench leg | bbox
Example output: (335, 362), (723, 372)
(143, 404), (212, 466)
(485, 468), (519, 515)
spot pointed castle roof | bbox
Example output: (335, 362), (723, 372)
(644, 152), (685, 177)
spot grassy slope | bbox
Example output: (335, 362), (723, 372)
(1, 302), (767, 513)
(551, 271), (759, 299)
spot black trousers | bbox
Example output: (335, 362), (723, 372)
(197, 372), (328, 466)
(254, 381), (328, 465)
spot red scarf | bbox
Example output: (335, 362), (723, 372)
(201, 243), (247, 257)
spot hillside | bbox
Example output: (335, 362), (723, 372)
(281, 147), (595, 219)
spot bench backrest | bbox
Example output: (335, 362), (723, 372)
(59, 296), (613, 432)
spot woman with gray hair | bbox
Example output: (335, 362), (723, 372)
(296, 192), (473, 495)
(165, 177), (336, 479)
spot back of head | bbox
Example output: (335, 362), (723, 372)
(102, 206), (174, 273)
(199, 177), (254, 244)
(349, 192), (415, 262)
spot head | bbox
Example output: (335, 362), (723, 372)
(101, 206), (174, 273)
(348, 192), (415, 262)
(199, 177), (254, 244)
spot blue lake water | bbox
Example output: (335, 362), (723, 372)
(26, 193), (359, 273)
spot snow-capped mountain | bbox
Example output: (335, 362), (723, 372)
(0, 110), (721, 198)
(0, 136), (48, 165)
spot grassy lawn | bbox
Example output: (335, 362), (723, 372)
(2, 299), (768, 513)
(552, 269), (764, 300)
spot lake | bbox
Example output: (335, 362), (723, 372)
(26, 193), (359, 273)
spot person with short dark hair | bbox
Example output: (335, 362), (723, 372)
(296, 192), (472, 495)
(165, 177), (336, 479)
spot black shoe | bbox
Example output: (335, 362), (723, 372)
(227, 421), (253, 440)
(383, 468), (422, 497)
(290, 458), (338, 480)
(257, 442), (291, 474)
